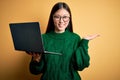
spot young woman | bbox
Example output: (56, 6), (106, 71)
(28, 2), (99, 80)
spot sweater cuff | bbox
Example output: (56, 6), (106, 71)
(81, 39), (89, 44)
(30, 60), (40, 65)
(80, 39), (89, 48)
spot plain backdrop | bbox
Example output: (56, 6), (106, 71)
(0, 0), (120, 80)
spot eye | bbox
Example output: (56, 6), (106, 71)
(63, 16), (70, 21)
(63, 16), (68, 18)
(53, 16), (60, 19)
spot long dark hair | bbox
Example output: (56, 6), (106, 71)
(46, 2), (73, 33)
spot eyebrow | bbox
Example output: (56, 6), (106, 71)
(54, 14), (70, 16)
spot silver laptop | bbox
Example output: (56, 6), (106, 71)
(9, 22), (62, 55)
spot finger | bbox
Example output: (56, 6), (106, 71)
(33, 53), (37, 57)
(25, 51), (33, 55)
(36, 53), (40, 57)
(32, 53), (40, 58)
(93, 34), (100, 38)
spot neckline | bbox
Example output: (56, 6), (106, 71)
(49, 30), (70, 39)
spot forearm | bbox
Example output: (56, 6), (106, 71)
(29, 58), (44, 75)
(72, 39), (90, 71)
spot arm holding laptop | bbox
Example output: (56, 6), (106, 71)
(26, 52), (42, 62)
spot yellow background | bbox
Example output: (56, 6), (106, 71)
(0, 0), (120, 80)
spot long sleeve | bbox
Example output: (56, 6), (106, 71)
(29, 56), (45, 75)
(72, 38), (90, 71)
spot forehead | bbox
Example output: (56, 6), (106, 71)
(54, 8), (70, 15)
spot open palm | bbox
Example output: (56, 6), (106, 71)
(83, 34), (100, 40)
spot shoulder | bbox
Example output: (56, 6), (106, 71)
(69, 32), (81, 40)
(41, 33), (49, 39)
(41, 32), (53, 40)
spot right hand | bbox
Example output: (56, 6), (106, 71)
(26, 51), (42, 62)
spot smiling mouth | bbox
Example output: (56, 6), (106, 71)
(58, 24), (64, 27)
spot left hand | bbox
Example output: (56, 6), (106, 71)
(83, 34), (100, 40)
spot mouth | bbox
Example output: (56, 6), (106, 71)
(58, 24), (64, 27)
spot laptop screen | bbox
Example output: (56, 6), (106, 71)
(9, 22), (44, 53)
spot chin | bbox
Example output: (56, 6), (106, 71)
(58, 28), (65, 31)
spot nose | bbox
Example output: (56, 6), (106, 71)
(59, 17), (64, 23)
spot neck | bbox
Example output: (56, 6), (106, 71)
(55, 30), (65, 33)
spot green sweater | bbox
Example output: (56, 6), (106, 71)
(30, 30), (90, 80)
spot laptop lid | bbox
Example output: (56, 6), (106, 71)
(9, 22), (44, 53)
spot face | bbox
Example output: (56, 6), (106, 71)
(53, 8), (70, 33)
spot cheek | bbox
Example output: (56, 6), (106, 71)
(53, 20), (58, 26)
(66, 22), (69, 26)
(65, 21), (70, 28)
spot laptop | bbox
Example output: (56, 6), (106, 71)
(9, 22), (62, 55)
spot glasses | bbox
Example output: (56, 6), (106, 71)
(53, 15), (70, 22)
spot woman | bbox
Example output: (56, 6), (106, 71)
(28, 2), (99, 80)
